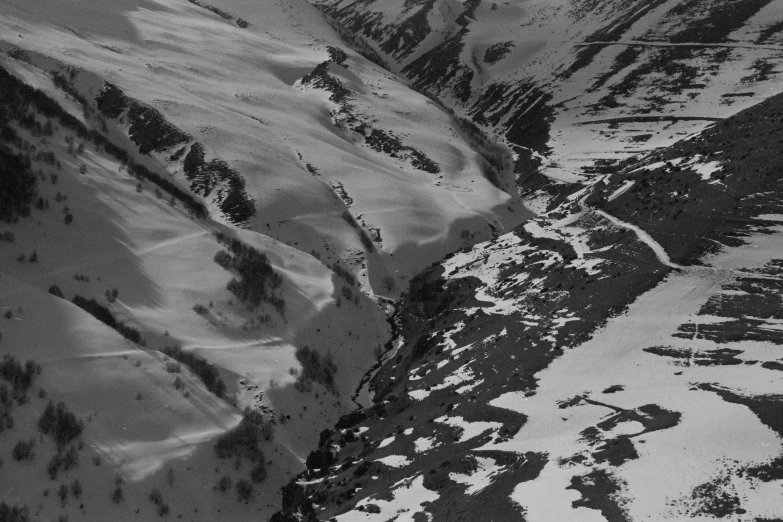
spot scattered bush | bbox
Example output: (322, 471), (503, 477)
(192, 303), (208, 316)
(111, 486), (123, 504)
(214, 409), (271, 464)
(48, 285), (63, 298)
(236, 479), (252, 503)
(11, 438), (35, 461)
(0, 502), (30, 522)
(0, 356), (40, 395)
(217, 475), (232, 492)
(38, 401), (83, 449)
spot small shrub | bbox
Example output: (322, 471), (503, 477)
(236, 479), (252, 502)
(105, 287), (118, 303)
(71, 479), (82, 498)
(148, 488), (163, 505)
(192, 303), (208, 315)
(11, 438), (35, 461)
(250, 461), (266, 484)
(48, 285), (63, 298)
(111, 486), (123, 504)
(217, 475), (231, 492)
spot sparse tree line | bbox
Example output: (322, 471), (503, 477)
(69, 294), (143, 345)
(160, 345), (226, 398)
(0, 65), (208, 223)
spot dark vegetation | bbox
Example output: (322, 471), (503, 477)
(402, 30), (474, 103)
(483, 42), (514, 64)
(0, 65), (207, 218)
(0, 149), (36, 223)
(0, 503), (30, 522)
(0, 356), (40, 398)
(300, 61), (351, 103)
(160, 345), (226, 398)
(562, 0), (669, 79)
(214, 409), (272, 485)
(213, 232), (284, 313)
(71, 295), (142, 344)
(293, 346), (337, 393)
(664, 0), (776, 43)
(456, 116), (513, 191)
(38, 401), (83, 449)
(95, 82), (191, 154)
(596, 92), (783, 264)
(352, 124), (440, 174)
(469, 80), (554, 157)
(273, 207), (670, 520)
(182, 143), (256, 224)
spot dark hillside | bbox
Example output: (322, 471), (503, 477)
(595, 91), (783, 264)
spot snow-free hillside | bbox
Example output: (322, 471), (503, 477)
(272, 79), (783, 521)
(311, 0), (783, 185)
(0, 0), (527, 292)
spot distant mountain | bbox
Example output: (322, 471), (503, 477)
(310, 0), (783, 189)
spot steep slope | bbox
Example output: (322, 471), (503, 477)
(272, 81), (783, 521)
(311, 0), (783, 188)
(0, 0), (539, 516)
(0, 49), (390, 517)
(0, 0), (528, 292)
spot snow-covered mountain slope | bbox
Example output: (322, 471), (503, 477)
(0, 58), (396, 518)
(271, 82), (783, 521)
(310, 0), (783, 185)
(0, 0), (527, 293)
(0, 0), (535, 517)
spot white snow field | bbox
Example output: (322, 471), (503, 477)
(484, 224), (783, 521)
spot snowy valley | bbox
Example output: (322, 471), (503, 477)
(0, 0), (782, 521)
